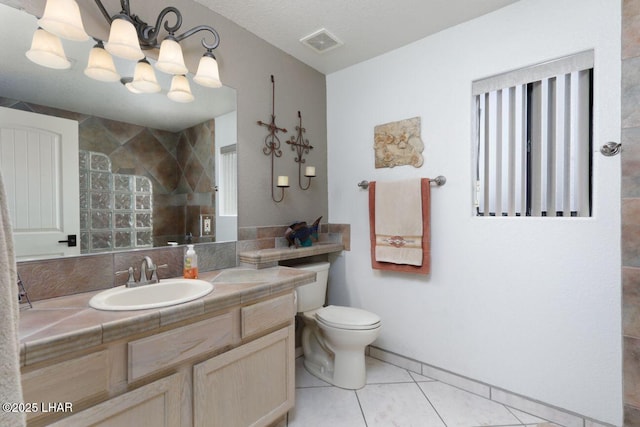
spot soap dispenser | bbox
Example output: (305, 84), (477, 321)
(183, 244), (198, 279)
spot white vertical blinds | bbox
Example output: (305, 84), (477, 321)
(473, 51), (593, 217)
(219, 144), (237, 216)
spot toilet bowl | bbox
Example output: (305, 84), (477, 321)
(294, 262), (381, 389)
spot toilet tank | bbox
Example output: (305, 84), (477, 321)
(293, 262), (330, 312)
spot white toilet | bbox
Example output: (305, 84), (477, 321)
(294, 262), (381, 389)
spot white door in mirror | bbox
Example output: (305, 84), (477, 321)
(0, 106), (80, 259)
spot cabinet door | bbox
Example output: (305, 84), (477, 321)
(48, 373), (182, 427)
(194, 325), (295, 427)
(22, 350), (109, 426)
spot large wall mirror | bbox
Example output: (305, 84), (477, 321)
(0, 3), (237, 260)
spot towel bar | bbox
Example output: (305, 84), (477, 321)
(357, 176), (446, 190)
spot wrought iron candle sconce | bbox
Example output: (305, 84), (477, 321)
(258, 75), (289, 202)
(286, 111), (315, 190)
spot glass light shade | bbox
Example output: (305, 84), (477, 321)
(84, 45), (120, 82)
(156, 38), (188, 75)
(124, 80), (143, 94)
(105, 17), (144, 61)
(130, 60), (161, 93)
(25, 28), (71, 70)
(193, 54), (222, 88)
(167, 75), (194, 103)
(38, 0), (88, 41)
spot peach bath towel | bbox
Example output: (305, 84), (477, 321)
(369, 178), (431, 274)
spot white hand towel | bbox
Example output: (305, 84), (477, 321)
(374, 178), (423, 266)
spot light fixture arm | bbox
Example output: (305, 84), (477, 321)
(94, 0), (113, 24)
(94, 0), (220, 51)
(120, 0), (132, 16)
(174, 25), (220, 51)
(138, 6), (182, 46)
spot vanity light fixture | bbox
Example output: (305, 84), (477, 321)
(167, 75), (194, 103)
(26, 27), (72, 70)
(286, 111), (315, 190)
(27, 0), (224, 103)
(130, 58), (161, 93)
(84, 40), (120, 82)
(258, 75), (289, 203)
(38, 0), (89, 42)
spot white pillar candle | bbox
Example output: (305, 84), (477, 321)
(304, 166), (316, 177)
(277, 175), (289, 187)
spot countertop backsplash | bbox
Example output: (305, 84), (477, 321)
(16, 224), (349, 303)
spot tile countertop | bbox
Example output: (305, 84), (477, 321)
(18, 266), (315, 367)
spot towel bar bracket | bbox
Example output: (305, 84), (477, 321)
(357, 180), (370, 190)
(358, 176), (446, 190)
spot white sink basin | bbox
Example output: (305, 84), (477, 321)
(89, 278), (214, 311)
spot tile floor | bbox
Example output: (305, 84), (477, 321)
(285, 356), (558, 427)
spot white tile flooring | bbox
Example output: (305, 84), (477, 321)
(285, 356), (558, 427)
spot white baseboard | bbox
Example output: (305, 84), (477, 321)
(367, 346), (615, 427)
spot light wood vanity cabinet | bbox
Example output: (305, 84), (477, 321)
(21, 290), (296, 427)
(194, 295), (296, 427)
(21, 351), (111, 426)
(49, 373), (182, 427)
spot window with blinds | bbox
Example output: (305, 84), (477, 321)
(473, 51), (593, 217)
(219, 144), (237, 216)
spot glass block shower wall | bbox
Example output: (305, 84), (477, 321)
(79, 150), (153, 253)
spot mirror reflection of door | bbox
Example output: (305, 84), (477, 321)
(0, 106), (80, 259)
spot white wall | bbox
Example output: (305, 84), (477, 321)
(327, 0), (621, 424)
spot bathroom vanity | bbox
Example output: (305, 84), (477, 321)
(18, 267), (315, 427)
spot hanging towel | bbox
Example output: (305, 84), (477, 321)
(369, 178), (431, 275)
(0, 172), (25, 427)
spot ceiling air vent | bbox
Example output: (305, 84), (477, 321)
(300, 28), (343, 54)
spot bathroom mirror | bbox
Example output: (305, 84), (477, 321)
(0, 3), (238, 259)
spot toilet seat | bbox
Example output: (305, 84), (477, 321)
(315, 305), (381, 331)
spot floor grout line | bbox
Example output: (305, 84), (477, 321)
(415, 375), (449, 427)
(354, 389), (369, 427)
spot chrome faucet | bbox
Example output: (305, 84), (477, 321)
(115, 256), (168, 288)
(115, 266), (137, 288)
(139, 256), (157, 286)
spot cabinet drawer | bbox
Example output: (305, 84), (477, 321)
(22, 350), (109, 424)
(49, 373), (182, 427)
(241, 293), (294, 339)
(128, 313), (232, 383)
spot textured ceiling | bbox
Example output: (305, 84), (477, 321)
(195, 0), (520, 74)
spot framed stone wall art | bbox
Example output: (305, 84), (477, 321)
(374, 116), (424, 168)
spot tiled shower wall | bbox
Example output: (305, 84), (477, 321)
(79, 150), (154, 253)
(0, 97), (216, 246)
(623, 1), (640, 424)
